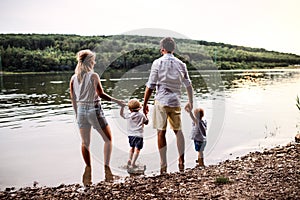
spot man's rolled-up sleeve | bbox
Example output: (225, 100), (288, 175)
(145, 60), (159, 89)
(182, 63), (192, 87)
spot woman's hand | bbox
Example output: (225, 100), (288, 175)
(117, 99), (126, 107)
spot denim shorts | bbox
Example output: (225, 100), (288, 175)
(194, 140), (207, 152)
(77, 103), (108, 130)
(128, 136), (143, 150)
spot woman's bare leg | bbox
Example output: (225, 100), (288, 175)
(79, 128), (92, 167)
(79, 128), (92, 185)
(97, 125), (112, 166)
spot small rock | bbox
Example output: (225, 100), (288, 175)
(295, 133), (300, 143)
(33, 181), (39, 187)
(276, 153), (285, 158)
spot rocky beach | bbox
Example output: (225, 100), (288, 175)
(1, 142), (299, 199)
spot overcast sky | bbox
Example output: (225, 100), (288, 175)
(0, 0), (299, 55)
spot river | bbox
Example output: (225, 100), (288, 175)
(0, 68), (299, 189)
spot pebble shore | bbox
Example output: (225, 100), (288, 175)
(1, 142), (299, 199)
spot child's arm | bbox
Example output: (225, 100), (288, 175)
(120, 105), (126, 119)
(203, 120), (208, 131)
(189, 111), (198, 124)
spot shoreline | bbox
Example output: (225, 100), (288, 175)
(0, 141), (299, 199)
(1, 66), (300, 75)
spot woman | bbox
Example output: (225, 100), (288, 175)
(70, 49), (124, 185)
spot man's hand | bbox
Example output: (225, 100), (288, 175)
(143, 86), (153, 116)
(184, 101), (193, 112)
(185, 85), (194, 112)
(143, 104), (149, 115)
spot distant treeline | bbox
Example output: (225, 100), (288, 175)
(0, 33), (300, 72)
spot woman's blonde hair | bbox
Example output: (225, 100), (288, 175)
(75, 49), (96, 82)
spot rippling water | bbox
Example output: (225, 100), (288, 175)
(0, 69), (299, 189)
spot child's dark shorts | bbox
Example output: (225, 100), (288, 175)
(128, 136), (143, 150)
(194, 140), (207, 152)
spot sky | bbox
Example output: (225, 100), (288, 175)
(0, 0), (300, 55)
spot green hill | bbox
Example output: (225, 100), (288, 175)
(0, 34), (299, 72)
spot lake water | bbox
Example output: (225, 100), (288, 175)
(0, 68), (299, 189)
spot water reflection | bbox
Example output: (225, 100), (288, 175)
(0, 69), (300, 188)
(0, 69), (299, 130)
(0, 73), (73, 129)
(219, 69), (297, 91)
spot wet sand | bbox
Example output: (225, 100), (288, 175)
(1, 142), (299, 199)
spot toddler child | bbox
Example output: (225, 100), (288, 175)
(120, 99), (148, 169)
(189, 108), (207, 167)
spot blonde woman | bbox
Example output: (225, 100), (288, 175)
(70, 49), (124, 185)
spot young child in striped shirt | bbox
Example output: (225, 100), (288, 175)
(188, 108), (207, 167)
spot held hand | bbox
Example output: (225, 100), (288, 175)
(184, 102), (193, 112)
(143, 104), (149, 115)
(117, 100), (126, 107)
(144, 116), (149, 125)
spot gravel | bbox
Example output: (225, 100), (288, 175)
(1, 142), (299, 199)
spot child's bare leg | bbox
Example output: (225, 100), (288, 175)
(198, 151), (204, 159)
(128, 148), (134, 165)
(131, 148), (140, 167)
(198, 151), (205, 167)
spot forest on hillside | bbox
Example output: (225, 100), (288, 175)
(0, 34), (300, 72)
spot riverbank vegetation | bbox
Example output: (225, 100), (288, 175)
(1, 34), (300, 72)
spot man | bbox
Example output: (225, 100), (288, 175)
(143, 37), (193, 173)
